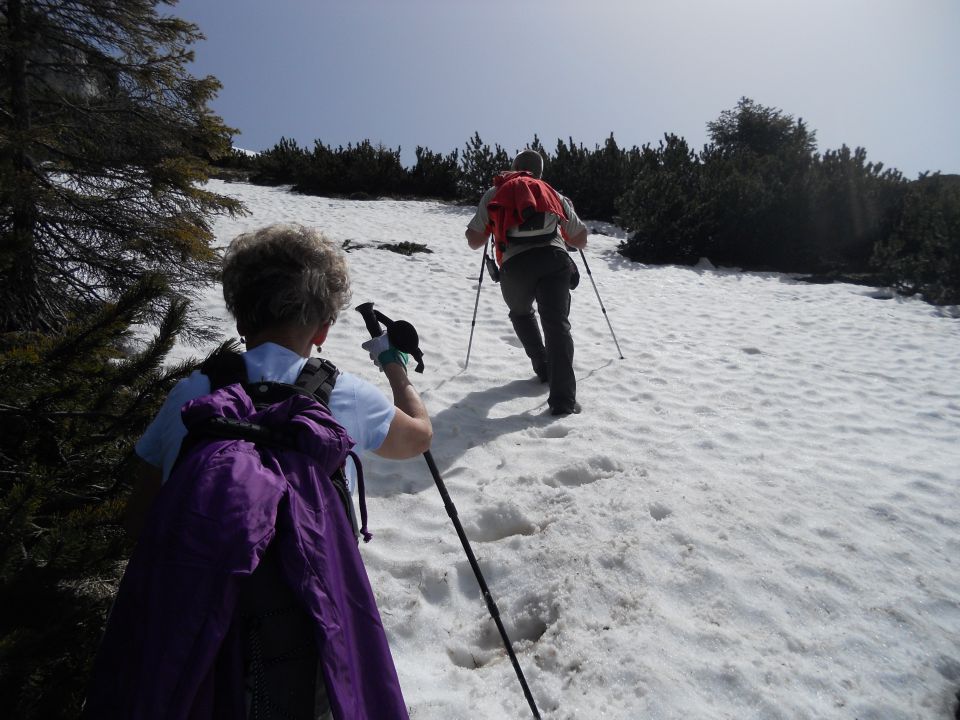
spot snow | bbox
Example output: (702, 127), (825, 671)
(168, 180), (960, 719)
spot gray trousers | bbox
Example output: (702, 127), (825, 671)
(499, 246), (577, 411)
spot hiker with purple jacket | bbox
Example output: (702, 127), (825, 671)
(84, 224), (431, 720)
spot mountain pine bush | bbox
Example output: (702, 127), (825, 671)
(873, 174), (960, 304)
(0, 278), (197, 719)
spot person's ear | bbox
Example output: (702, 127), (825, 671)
(311, 323), (330, 349)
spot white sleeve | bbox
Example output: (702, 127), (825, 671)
(327, 371), (396, 494)
(466, 187), (496, 233)
(560, 195), (587, 238)
(327, 371), (395, 453)
(134, 370), (211, 481)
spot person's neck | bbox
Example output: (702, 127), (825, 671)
(244, 329), (313, 358)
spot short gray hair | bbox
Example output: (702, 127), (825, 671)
(512, 149), (544, 178)
(222, 224), (351, 334)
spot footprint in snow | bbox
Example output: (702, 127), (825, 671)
(447, 590), (557, 669)
(542, 456), (622, 487)
(466, 502), (539, 542)
(533, 424), (570, 439)
(416, 567), (452, 605)
(649, 503), (673, 521)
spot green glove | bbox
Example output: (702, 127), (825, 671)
(378, 346), (409, 368)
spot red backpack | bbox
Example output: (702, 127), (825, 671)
(485, 170), (570, 265)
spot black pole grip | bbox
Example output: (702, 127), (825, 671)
(355, 302), (383, 338)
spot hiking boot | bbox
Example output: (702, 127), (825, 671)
(549, 401), (581, 416)
(532, 360), (549, 384)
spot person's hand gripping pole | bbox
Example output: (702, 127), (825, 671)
(356, 301), (424, 373)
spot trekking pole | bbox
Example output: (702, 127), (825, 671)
(422, 452), (542, 719)
(577, 248), (624, 360)
(465, 236), (496, 370)
(356, 302), (542, 720)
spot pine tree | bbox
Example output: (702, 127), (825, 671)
(810, 145), (906, 272)
(617, 134), (708, 264)
(0, 0), (242, 335)
(581, 132), (630, 221)
(459, 131), (509, 200)
(0, 277), (199, 718)
(700, 98), (818, 268)
(547, 137), (590, 205)
(251, 136), (310, 186)
(873, 173), (960, 304)
(0, 2), (243, 715)
(408, 145), (460, 200)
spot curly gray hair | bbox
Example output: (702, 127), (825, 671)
(222, 224), (351, 335)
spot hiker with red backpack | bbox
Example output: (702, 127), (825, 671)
(465, 149), (588, 416)
(84, 223), (431, 720)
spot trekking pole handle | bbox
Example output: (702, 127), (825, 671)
(356, 302), (425, 372)
(355, 302), (383, 338)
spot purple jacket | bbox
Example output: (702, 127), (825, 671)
(83, 385), (409, 719)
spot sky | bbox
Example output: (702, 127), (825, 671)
(161, 179), (960, 718)
(170, 0), (960, 179)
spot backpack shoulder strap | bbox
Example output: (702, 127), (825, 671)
(200, 349), (248, 390)
(294, 357), (340, 407)
(200, 349), (339, 408)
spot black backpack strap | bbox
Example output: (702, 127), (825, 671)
(519, 207), (546, 230)
(200, 349), (249, 390)
(294, 357), (340, 407)
(200, 350), (338, 407)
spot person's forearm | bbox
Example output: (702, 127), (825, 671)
(465, 228), (488, 249)
(564, 227), (588, 249)
(384, 362), (430, 424)
(374, 361), (433, 458)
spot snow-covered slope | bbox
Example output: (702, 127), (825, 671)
(170, 180), (960, 719)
